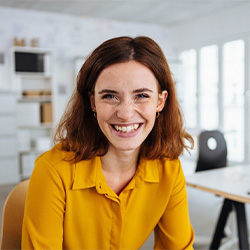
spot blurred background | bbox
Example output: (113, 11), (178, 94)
(0, 0), (250, 249)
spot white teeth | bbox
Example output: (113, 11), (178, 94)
(127, 126), (132, 133)
(133, 124), (139, 130)
(114, 124), (140, 133)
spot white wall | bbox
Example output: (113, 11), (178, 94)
(0, 6), (173, 121)
(168, 2), (250, 51)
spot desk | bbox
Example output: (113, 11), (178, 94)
(185, 165), (250, 250)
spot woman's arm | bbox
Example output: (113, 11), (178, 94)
(22, 156), (65, 249)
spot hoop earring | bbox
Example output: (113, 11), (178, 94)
(92, 110), (97, 118)
(156, 112), (160, 118)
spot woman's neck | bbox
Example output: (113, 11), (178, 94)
(100, 147), (140, 195)
(101, 147), (140, 174)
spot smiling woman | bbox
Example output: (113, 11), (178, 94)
(55, 36), (193, 161)
(90, 61), (168, 153)
(22, 36), (195, 250)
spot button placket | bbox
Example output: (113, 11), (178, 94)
(119, 189), (130, 215)
(110, 200), (123, 249)
(105, 192), (120, 204)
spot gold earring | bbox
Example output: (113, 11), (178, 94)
(156, 112), (160, 118)
(92, 110), (97, 118)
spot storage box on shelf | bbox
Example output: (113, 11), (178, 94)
(0, 92), (19, 184)
(11, 46), (54, 180)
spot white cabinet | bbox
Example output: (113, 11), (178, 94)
(0, 91), (19, 184)
(10, 46), (54, 180)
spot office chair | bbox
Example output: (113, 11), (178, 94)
(0, 180), (29, 250)
(196, 130), (227, 172)
(191, 130), (231, 248)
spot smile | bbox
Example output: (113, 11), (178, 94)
(113, 124), (140, 133)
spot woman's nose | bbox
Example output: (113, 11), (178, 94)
(116, 100), (135, 121)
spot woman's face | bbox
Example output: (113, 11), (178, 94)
(90, 60), (168, 153)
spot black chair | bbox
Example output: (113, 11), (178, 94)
(196, 130), (227, 172)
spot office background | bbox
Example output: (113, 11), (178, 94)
(1, 1), (250, 249)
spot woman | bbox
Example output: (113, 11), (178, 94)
(22, 36), (194, 249)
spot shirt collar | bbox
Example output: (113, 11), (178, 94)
(142, 158), (160, 183)
(72, 156), (160, 191)
(72, 157), (101, 190)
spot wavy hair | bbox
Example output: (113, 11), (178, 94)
(54, 36), (194, 160)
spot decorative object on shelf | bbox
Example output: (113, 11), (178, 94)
(13, 37), (40, 47)
(13, 37), (26, 47)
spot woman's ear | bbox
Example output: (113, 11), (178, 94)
(157, 90), (168, 112)
(89, 92), (96, 111)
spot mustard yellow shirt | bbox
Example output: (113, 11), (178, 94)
(22, 145), (194, 249)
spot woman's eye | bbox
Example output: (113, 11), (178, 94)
(136, 93), (149, 99)
(102, 94), (116, 99)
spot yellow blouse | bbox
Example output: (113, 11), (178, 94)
(22, 145), (194, 249)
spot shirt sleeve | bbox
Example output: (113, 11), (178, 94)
(154, 160), (195, 250)
(22, 156), (65, 249)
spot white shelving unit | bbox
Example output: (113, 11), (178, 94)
(10, 46), (54, 180)
(0, 91), (19, 184)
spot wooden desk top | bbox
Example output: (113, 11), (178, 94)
(185, 165), (250, 204)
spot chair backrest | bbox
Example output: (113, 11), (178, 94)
(196, 130), (227, 172)
(0, 180), (29, 250)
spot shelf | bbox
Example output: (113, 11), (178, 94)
(0, 155), (18, 160)
(10, 46), (54, 184)
(14, 72), (52, 79)
(11, 46), (53, 81)
(18, 123), (53, 129)
(18, 96), (52, 103)
(0, 134), (16, 138)
(12, 46), (52, 53)
(0, 112), (16, 116)
(19, 149), (48, 154)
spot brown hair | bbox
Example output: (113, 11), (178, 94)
(54, 36), (193, 160)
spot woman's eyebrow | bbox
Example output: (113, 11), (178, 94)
(98, 89), (118, 94)
(133, 88), (153, 93)
(98, 88), (153, 95)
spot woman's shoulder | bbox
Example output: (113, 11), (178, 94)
(155, 158), (185, 189)
(141, 157), (182, 181)
(30, 144), (78, 185)
(153, 157), (181, 171)
(35, 143), (75, 169)
(151, 157), (183, 179)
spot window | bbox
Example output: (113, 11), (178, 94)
(179, 39), (245, 163)
(199, 45), (219, 130)
(179, 49), (197, 128)
(223, 40), (245, 162)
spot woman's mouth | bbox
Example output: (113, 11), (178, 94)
(112, 123), (140, 133)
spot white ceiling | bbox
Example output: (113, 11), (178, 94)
(0, 0), (249, 27)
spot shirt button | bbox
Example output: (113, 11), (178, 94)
(123, 190), (127, 194)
